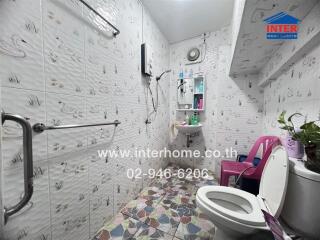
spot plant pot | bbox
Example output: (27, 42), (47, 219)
(284, 133), (304, 159)
(305, 144), (320, 174)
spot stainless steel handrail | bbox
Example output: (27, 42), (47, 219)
(33, 120), (121, 133)
(2, 112), (33, 224)
(78, 0), (120, 36)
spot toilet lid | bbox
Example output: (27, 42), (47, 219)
(259, 146), (289, 218)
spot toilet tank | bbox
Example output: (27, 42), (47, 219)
(281, 158), (320, 239)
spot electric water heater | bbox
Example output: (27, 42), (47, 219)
(141, 43), (152, 76)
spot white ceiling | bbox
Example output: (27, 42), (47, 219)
(141, 0), (234, 43)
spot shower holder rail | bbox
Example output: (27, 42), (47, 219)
(78, 0), (120, 36)
(33, 120), (121, 133)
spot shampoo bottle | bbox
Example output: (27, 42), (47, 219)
(185, 115), (190, 125)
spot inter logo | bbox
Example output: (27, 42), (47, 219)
(264, 12), (300, 40)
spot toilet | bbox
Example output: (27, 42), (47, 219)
(281, 157), (320, 239)
(196, 146), (289, 240)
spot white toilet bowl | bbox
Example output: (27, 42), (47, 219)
(196, 146), (289, 240)
(196, 186), (268, 239)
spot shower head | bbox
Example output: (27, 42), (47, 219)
(156, 69), (172, 81)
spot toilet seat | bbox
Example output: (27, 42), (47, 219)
(196, 146), (289, 239)
(197, 186), (266, 227)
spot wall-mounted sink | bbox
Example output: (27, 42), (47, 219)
(175, 124), (202, 134)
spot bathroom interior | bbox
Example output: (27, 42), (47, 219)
(1, 0), (320, 239)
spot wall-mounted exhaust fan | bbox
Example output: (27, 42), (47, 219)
(185, 33), (208, 66)
(187, 47), (200, 62)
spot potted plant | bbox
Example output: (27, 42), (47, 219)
(278, 111), (320, 174)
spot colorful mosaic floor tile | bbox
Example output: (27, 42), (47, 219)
(121, 198), (158, 222)
(132, 224), (173, 240)
(146, 204), (180, 235)
(165, 180), (195, 195)
(174, 209), (216, 240)
(94, 213), (143, 240)
(150, 177), (176, 190)
(138, 186), (167, 202)
(94, 164), (218, 240)
(160, 195), (197, 218)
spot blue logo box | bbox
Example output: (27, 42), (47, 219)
(267, 33), (298, 40)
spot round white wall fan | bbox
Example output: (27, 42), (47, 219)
(187, 47), (200, 62)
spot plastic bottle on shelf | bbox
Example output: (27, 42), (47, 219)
(198, 80), (204, 93)
(179, 69), (184, 79)
(198, 98), (203, 109)
(194, 96), (198, 109)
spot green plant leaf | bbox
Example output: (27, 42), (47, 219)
(288, 113), (302, 122)
(278, 112), (320, 145)
(278, 111), (286, 124)
(300, 121), (316, 130)
(280, 126), (294, 131)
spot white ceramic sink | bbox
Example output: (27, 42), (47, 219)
(175, 124), (202, 134)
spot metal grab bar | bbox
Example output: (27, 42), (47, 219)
(33, 120), (121, 133)
(78, 0), (120, 36)
(2, 112), (33, 224)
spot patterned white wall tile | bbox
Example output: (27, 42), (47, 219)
(2, 88), (47, 170)
(4, 226), (52, 240)
(263, 42), (320, 136)
(46, 92), (86, 124)
(44, 32), (86, 96)
(49, 152), (89, 240)
(89, 194), (113, 238)
(3, 162), (51, 240)
(46, 92), (88, 157)
(1, 0), (170, 239)
(85, 41), (113, 98)
(43, 0), (86, 96)
(0, 0), (44, 91)
(43, 0), (84, 38)
(51, 210), (89, 240)
(87, 146), (115, 196)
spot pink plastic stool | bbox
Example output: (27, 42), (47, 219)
(219, 136), (280, 186)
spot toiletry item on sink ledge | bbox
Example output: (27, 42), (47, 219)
(185, 115), (190, 125)
(176, 113), (200, 127)
(175, 121), (188, 126)
(191, 112), (199, 125)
